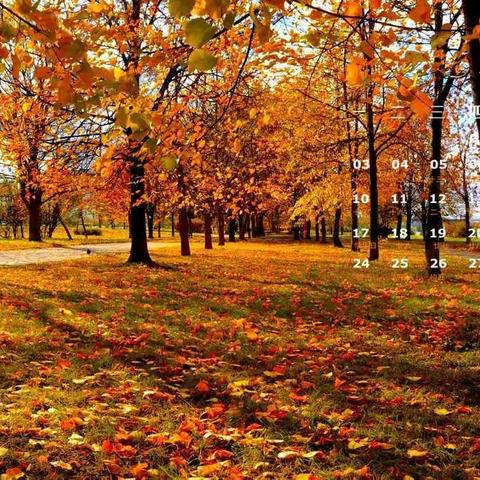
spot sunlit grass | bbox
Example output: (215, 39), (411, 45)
(0, 238), (478, 479)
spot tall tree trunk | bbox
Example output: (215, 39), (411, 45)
(465, 194), (471, 244)
(321, 216), (327, 243)
(47, 204), (60, 238)
(217, 207), (225, 246)
(127, 156), (152, 264)
(350, 176), (360, 252)
(146, 203), (155, 239)
(239, 214), (246, 240)
(463, 0), (480, 137)
(251, 215), (257, 238)
(128, 209), (132, 239)
(28, 194), (42, 242)
(315, 215), (320, 241)
(20, 179), (43, 242)
(228, 218), (236, 242)
(305, 220), (311, 240)
(420, 201), (427, 239)
(293, 219), (300, 240)
(425, 2), (453, 275)
(363, 19), (379, 261)
(425, 114), (444, 274)
(333, 208), (343, 247)
(179, 206), (191, 256)
(405, 183), (413, 240)
(126, 0), (151, 264)
(396, 211), (402, 236)
(246, 214), (251, 239)
(204, 212), (213, 249)
(366, 93), (379, 260)
(171, 213), (175, 237)
(343, 49), (361, 253)
(256, 213), (265, 236)
(80, 210), (88, 237)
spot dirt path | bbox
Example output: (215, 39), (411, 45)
(0, 242), (178, 266)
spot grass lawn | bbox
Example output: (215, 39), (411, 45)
(0, 238), (478, 479)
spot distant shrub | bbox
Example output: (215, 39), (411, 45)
(74, 228), (102, 236)
(444, 220), (474, 239)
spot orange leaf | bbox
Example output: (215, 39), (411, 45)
(411, 92), (432, 120)
(409, 0), (431, 24)
(344, 0), (362, 17)
(195, 380), (211, 394)
(346, 58), (366, 86)
(102, 439), (115, 454)
(197, 463), (223, 476)
(130, 463), (149, 479)
(264, 0), (284, 9)
(3, 468), (24, 479)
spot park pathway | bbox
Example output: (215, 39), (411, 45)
(0, 242), (177, 266)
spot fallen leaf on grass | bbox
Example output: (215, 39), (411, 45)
(434, 408), (452, 416)
(1, 468), (24, 480)
(50, 461), (73, 471)
(407, 448), (428, 458)
(348, 438), (369, 450)
(197, 462), (225, 476)
(277, 450), (300, 460)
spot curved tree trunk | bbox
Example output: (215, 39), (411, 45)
(59, 215), (73, 240)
